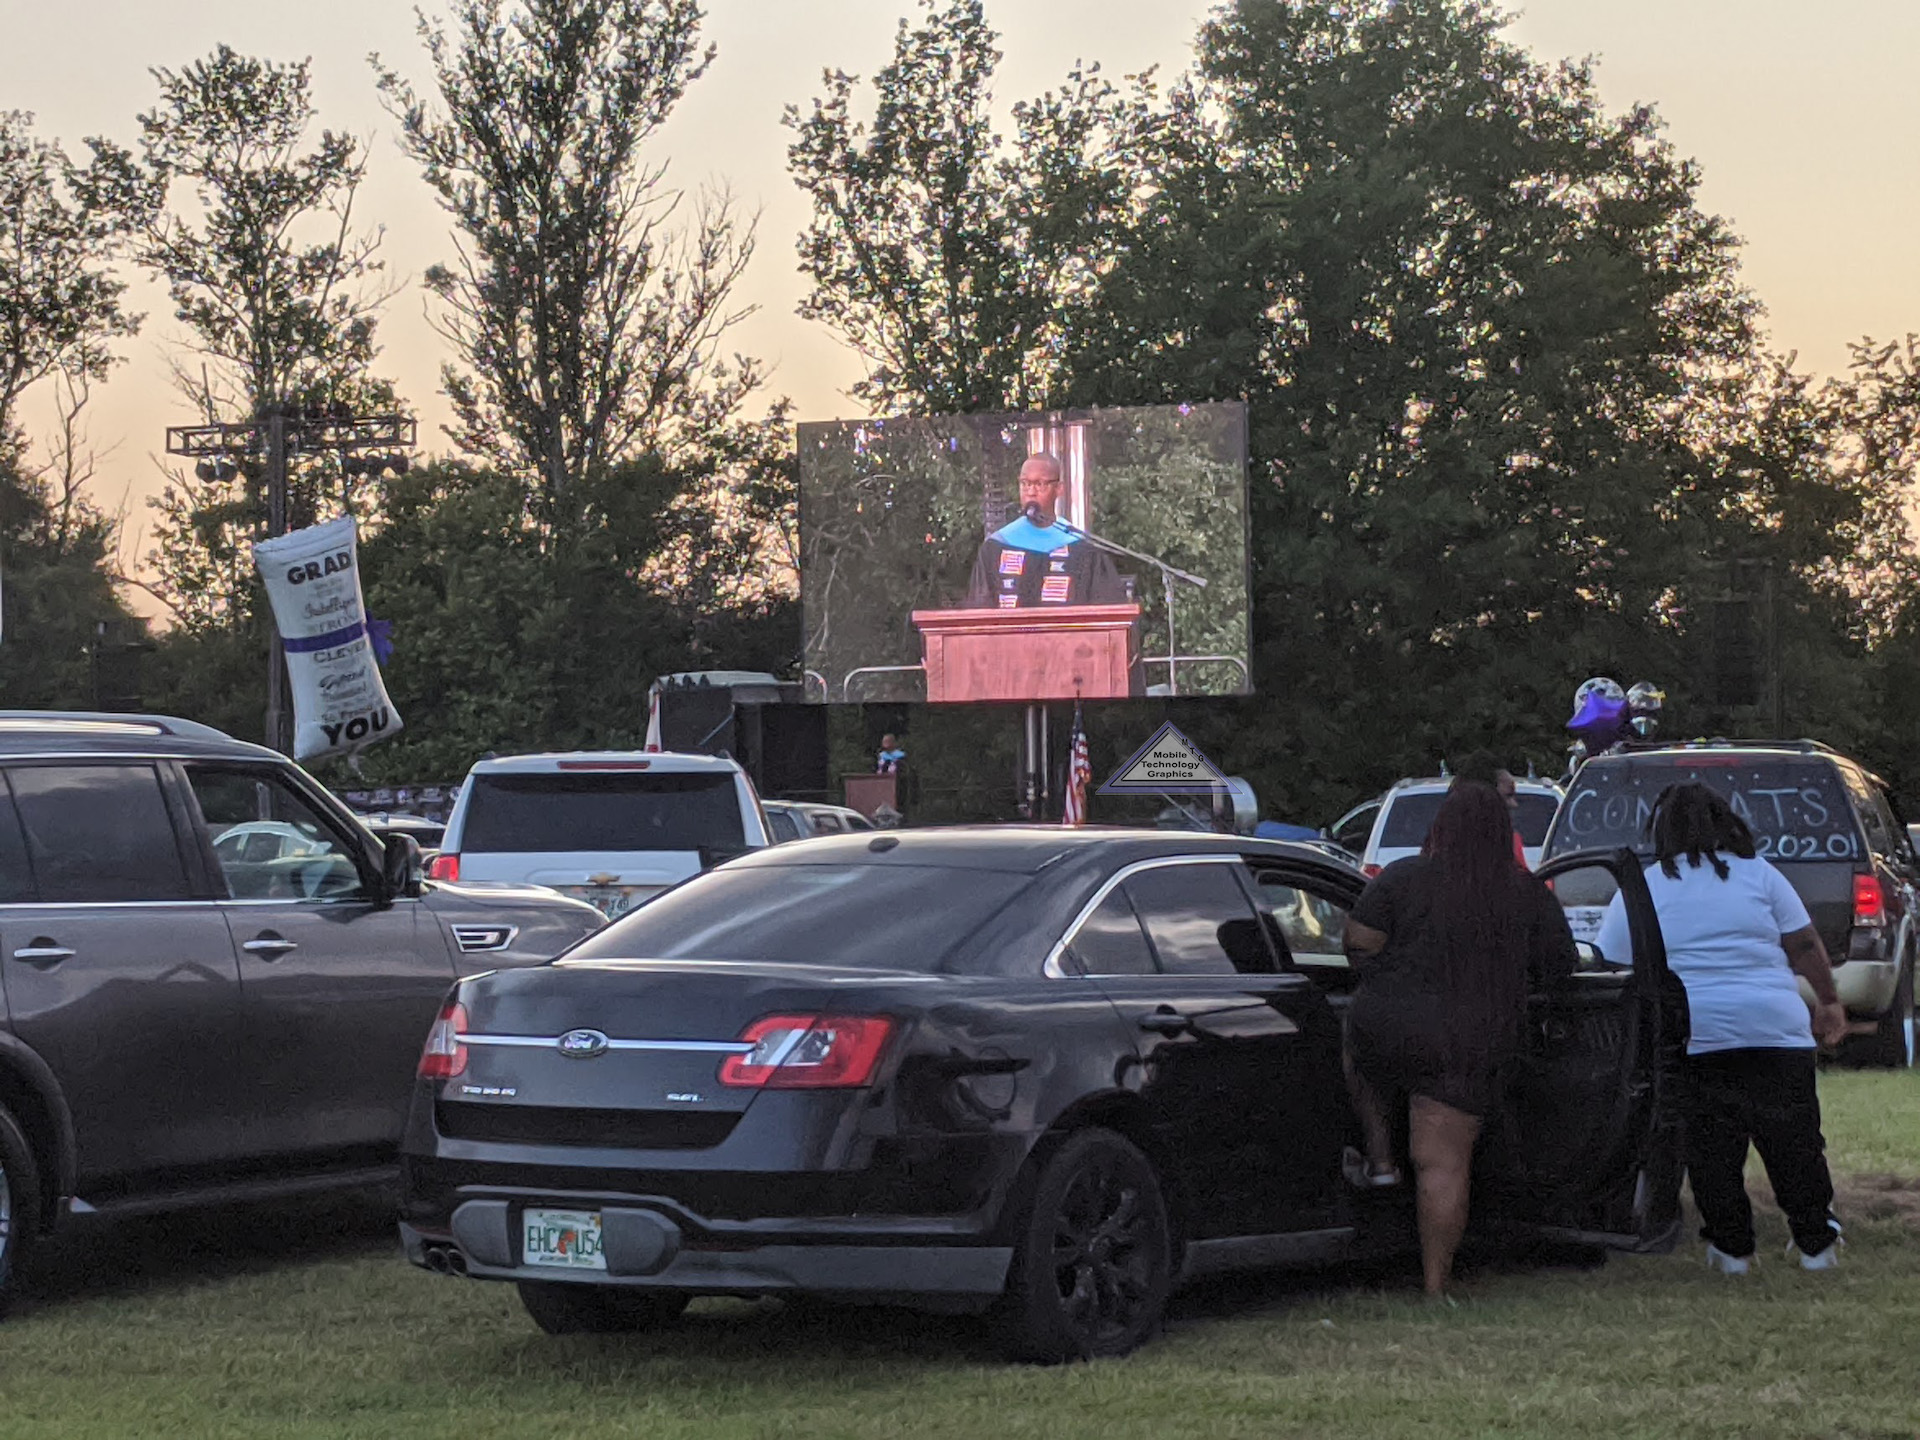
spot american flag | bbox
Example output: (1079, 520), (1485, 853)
(1063, 701), (1093, 826)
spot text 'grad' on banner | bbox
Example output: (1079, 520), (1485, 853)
(252, 515), (401, 762)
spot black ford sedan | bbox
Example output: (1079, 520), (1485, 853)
(399, 828), (1683, 1360)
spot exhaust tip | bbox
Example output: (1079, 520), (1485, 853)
(424, 1246), (451, 1274)
(446, 1250), (469, 1277)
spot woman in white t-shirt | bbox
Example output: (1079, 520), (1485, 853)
(1594, 782), (1847, 1274)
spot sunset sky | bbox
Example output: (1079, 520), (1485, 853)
(2, 0), (1915, 599)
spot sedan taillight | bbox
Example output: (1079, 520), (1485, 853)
(718, 1014), (895, 1089)
(427, 852), (461, 882)
(419, 1001), (469, 1079)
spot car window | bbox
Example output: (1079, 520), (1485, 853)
(0, 779), (38, 903)
(765, 808), (802, 843)
(566, 863), (1033, 972)
(1512, 793), (1559, 847)
(187, 767), (370, 902)
(1249, 871), (1350, 969)
(1550, 756), (1861, 863)
(1840, 767), (1894, 858)
(808, 812), (845, 835)
(1123, 862), (1274, 975)
(7, 763), (193, 902)
(1329, 801), (1378, 852)
(843, 813), (875, 832)
(460, 771), (746, 854)
(1065, 888), (1156, 976)
(1377, 793), (1445, 848)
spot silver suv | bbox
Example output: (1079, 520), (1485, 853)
(0, 711), (607, 1313)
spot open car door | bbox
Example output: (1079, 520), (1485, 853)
(1501, 847), (1688, 1252)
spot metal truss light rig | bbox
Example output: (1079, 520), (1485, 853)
(163, 409), (419, 755)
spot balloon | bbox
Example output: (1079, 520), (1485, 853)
(1627, 681), (1665, 714)
(1567, 676), (1629, 751)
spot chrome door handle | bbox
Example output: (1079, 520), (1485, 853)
(12, 944), (74, 967)
(242, 937), (299, 958)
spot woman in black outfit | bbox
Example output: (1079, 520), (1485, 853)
(1343, 781), (1577, 1296)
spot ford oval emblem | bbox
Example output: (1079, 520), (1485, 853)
(556, 1028), (610, 1059)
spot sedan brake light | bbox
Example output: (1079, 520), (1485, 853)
(1853, 873), (1886, 928)
(419, 1001), (469, 1079)
(427, 852), (460, 882)
(1362, 864), (1382, 879)
(718, 1014), (895, 1089)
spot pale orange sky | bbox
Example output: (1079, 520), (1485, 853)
(2, 0), (1915, 605)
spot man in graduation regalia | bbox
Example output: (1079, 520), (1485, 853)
(964, 454), (1129, 609)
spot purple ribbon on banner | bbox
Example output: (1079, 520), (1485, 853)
(281, 615), (395, 666)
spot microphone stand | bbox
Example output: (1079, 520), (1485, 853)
(1032, 508), (1208, 697)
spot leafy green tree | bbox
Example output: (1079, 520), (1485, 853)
(86, 47), (396, 628)
(375, 0), (768, 522)
(0, 111), (138, 439)
(0, 434), (143, 709)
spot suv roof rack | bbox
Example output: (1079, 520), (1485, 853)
(1612, 737), (1839, 756)
(0, 711), (237, 742)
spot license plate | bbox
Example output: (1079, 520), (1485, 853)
(1564, 906), (1607, 943)
(562, 886), (643, 918)
(523, 1208), (606, 1270)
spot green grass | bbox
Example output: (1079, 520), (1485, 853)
(4, 1073), (1919, 1439)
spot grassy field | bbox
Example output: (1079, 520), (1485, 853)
(3, 1073), (1918, 1440)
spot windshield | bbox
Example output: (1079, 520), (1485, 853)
(461, 771), (745, 854)
(1378, 791), (1558, 849)
(566, 863), (1033, 971)
(1548, 756), (1861, 863)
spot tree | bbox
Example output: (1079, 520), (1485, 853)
(375, 0), (766, 521)
(0, 111), (138, 439)
(786, 0), (1150, 415)
(86, 46), (395, 627)
(0, 427), (144, 710)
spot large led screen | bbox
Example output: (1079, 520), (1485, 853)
(800, 403), (1252, 705)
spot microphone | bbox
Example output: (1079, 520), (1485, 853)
(1023, 502), (1044, 523)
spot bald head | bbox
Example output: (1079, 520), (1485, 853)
(1018, 453), (1065, 524)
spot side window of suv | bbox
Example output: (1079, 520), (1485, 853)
(1065, 888), (1157, 976)
(186, 766), (371, 902)
(1841, 767), (1892, 857)
(0, 777), (36, 903)
(7, 763), (193, 902)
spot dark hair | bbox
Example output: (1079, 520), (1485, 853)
(1422, 781), (1531, 1047)
(1648, 782), (1755, 880)
(1452, 750), (1507, 788)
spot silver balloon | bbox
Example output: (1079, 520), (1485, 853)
(1630, 715), (1658, 738)
(1627, 681), (1666, 714)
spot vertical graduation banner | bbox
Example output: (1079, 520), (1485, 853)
(252, 516), (402, 761)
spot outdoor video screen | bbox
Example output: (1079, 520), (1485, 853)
(799, 403), (1252, 705)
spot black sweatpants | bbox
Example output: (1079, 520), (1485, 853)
(1681, 1047), (1837, 1259)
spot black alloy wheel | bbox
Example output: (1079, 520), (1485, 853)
(999, 1128), (1171, 1363)
(516, 1281), (691, 1335)
(0, 1103), (41, 1318)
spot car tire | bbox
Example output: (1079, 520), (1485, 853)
(0, 1102), (42, 1319)
(516, 1281), (690, 1335)
(996, 1127), (1171, 1364)
(1854, 958), (1915, 1069)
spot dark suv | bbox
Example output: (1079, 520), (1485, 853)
(0, 711), (607, 1311)
(1542, 740), (1917, 1068)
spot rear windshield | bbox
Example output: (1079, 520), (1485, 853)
(566, 863), (1032, 971)
(1548, 757), (1861, 863)
(1378, 791), (1559, 849)
(460, 771), (745, 854)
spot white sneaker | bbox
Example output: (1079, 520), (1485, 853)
(1787, 1217), (1845, 1270)
(1706, 1243), (1752, 1275)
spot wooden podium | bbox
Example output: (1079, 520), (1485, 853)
(910, 604), (1141, 702)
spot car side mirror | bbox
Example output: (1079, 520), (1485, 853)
(1574, 941), (1602, 970)
(380, 833), (423, 900)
